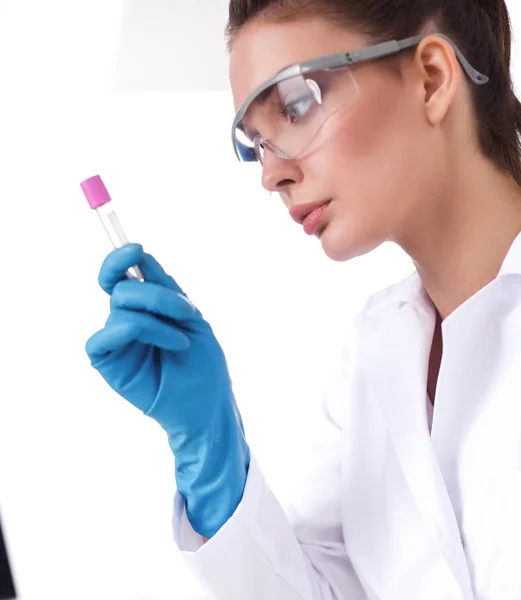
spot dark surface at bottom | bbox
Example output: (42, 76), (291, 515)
(0, 515), (16, 599)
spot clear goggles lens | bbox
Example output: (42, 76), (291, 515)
(234, 66), (360, 163)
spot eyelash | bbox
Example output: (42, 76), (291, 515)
(276, 106), (291, 118)
(276, 100), (308, 122)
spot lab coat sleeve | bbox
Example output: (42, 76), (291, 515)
(171, 323), (368, 600)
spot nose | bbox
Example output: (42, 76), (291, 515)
(261, 150), (302, 195)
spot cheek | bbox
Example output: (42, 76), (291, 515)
(344, 87), (420, 178)
(325, 83), (427, 217)
(309, 85), (430, 260)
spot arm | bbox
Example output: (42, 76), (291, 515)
(173, 333), (368, 600)
(85, 244), (365, 599)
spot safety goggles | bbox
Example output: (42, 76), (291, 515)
(231, 33), (489, 164)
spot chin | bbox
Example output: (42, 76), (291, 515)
(318, 221), (382, 262)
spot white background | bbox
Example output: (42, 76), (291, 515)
(0, 1), (519, 599)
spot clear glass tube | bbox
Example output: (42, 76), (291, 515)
(96, 203), (145, 282)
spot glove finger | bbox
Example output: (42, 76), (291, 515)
(85, 308), (190, 364)
(110, 280), (198, 322)
(98, 243), (145, 295)
(139, 252), (200, 316)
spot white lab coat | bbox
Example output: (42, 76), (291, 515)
(172, 232), (521, 600)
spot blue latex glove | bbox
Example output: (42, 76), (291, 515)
(85, 243), (250, 538)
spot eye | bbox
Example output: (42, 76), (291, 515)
(278, 79), (324, 123)
(276, 96), (316, 124)
(286, 97), (314, 120)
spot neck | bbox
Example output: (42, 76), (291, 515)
(397, 155), (521, 320)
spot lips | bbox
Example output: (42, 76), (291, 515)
(289, 199), (332, 224)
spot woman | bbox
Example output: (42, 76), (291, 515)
(85, 0), (521, 598)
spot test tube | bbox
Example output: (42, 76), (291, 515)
(80, 175), (145, 282)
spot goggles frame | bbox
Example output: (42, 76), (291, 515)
(231, 33), (489, 162)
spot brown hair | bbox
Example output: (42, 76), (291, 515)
(225, 0), (521, 186)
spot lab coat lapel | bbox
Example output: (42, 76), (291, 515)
(358, 276), (473, 597)
(367, 283), (450, 527)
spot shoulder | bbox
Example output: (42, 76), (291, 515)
(355, 270), (421, 329)
(333, 269), (421, 366)
(334, 270), (421, 357)
(324, 271), (420, 425)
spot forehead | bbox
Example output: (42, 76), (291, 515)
(229, 18), (367, 113)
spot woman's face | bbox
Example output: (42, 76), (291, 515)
(229, 17), (450, 262)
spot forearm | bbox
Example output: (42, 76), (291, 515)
(172, 456), (366, 600)
(169, 404), (250, 539)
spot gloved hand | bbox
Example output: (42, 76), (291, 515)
(85, 243), (250, 538)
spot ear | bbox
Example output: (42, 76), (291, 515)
(413, 34), (463, 126)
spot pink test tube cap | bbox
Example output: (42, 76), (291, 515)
(80, 175), (112, 210)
